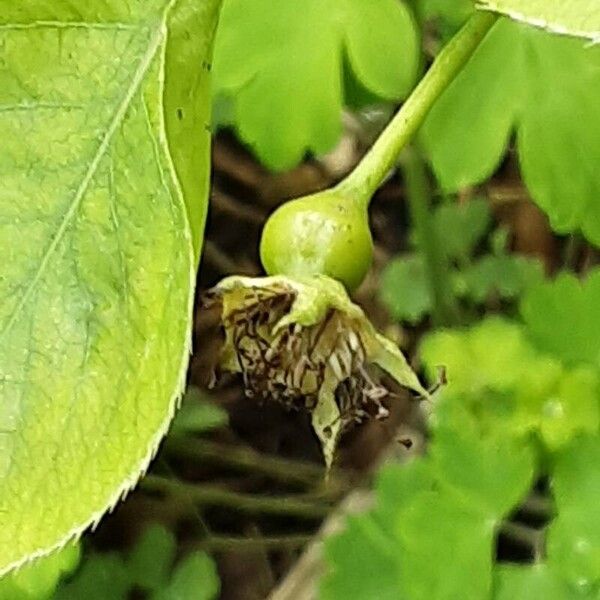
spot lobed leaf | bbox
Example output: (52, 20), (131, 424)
(513, 364), (600, 450)
(0, 0), (220, 575)
(421, 19), (600, 245)
(212, 0), (419, 170)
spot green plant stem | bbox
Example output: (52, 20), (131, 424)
(142, 475), (331, 519)
(336, 11), (497, 205)
(403, 147), (460, 325)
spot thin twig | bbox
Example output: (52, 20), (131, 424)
(164, 436), (351, 491)
(141, 475), (331, 519)
(212, 188), (267, 225)
(198, 534), (313, 552)
(563, 234), (583, 271)
(202, 240), (256, 275)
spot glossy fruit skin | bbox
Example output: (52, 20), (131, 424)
(259, 190), (373, 291)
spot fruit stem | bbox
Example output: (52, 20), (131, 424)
(402, 146), (460, 326)
(336, 11), (497, 205)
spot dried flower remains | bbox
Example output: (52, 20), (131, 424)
(200, 275), (429, 469)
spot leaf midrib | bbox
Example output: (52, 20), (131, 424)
(0, 20), (165, 341)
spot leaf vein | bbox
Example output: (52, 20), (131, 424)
(0, 102), (85, 114)
(0, 23), (164, 341)
(0, 21), (140, 32)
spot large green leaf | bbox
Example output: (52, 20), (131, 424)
(479, 0), (600, 42)
(164, 0), (221, 262)
(0, 0), (220, 575)
(212, 0), (419, 170)
(421, 18), (600, 245)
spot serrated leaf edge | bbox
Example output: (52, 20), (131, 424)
(477, 2), (600, 43)
(0, 5), (196, 577)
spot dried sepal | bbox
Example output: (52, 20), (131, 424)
(201, 275), (429, 469)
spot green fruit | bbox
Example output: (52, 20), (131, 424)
(259, 190), (373, 291)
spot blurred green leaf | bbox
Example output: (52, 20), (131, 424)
(374, 460), (436, 526)
(321, 511), (402, 600)
(548, 435), (600, 591)
(213, 0), (419, 170)
(551, 435), (600, 506)
(54, 554), (130, 600)
(461, 254), (544, 302)
(432, 198), (491, 261)
(416, 0), (474, 32)
(421, 317), (535, 393)
(421, 19), (600, 245)
(421, 317), (600, 450)
(429, 425), (535, 519)
(321, 458), (496, 600)
(55, 524), (220, 600)
(493, 564), (574, 599)
(381, 199), (536, 324)
(521, 269), (600, 367)
(478, 0), (600, 42)
(396, 490), (494, 600)
(171, 388), (228, 435)
(0, 545), (79, 600)
(321, 461), (435, 600)
(126, 525), (176, 592)
(152, 552), (220, 600)
(514, 365), (600, 450)
(379, 255), (432, 324)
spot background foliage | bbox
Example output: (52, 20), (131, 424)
(2, 0), (600, 598)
